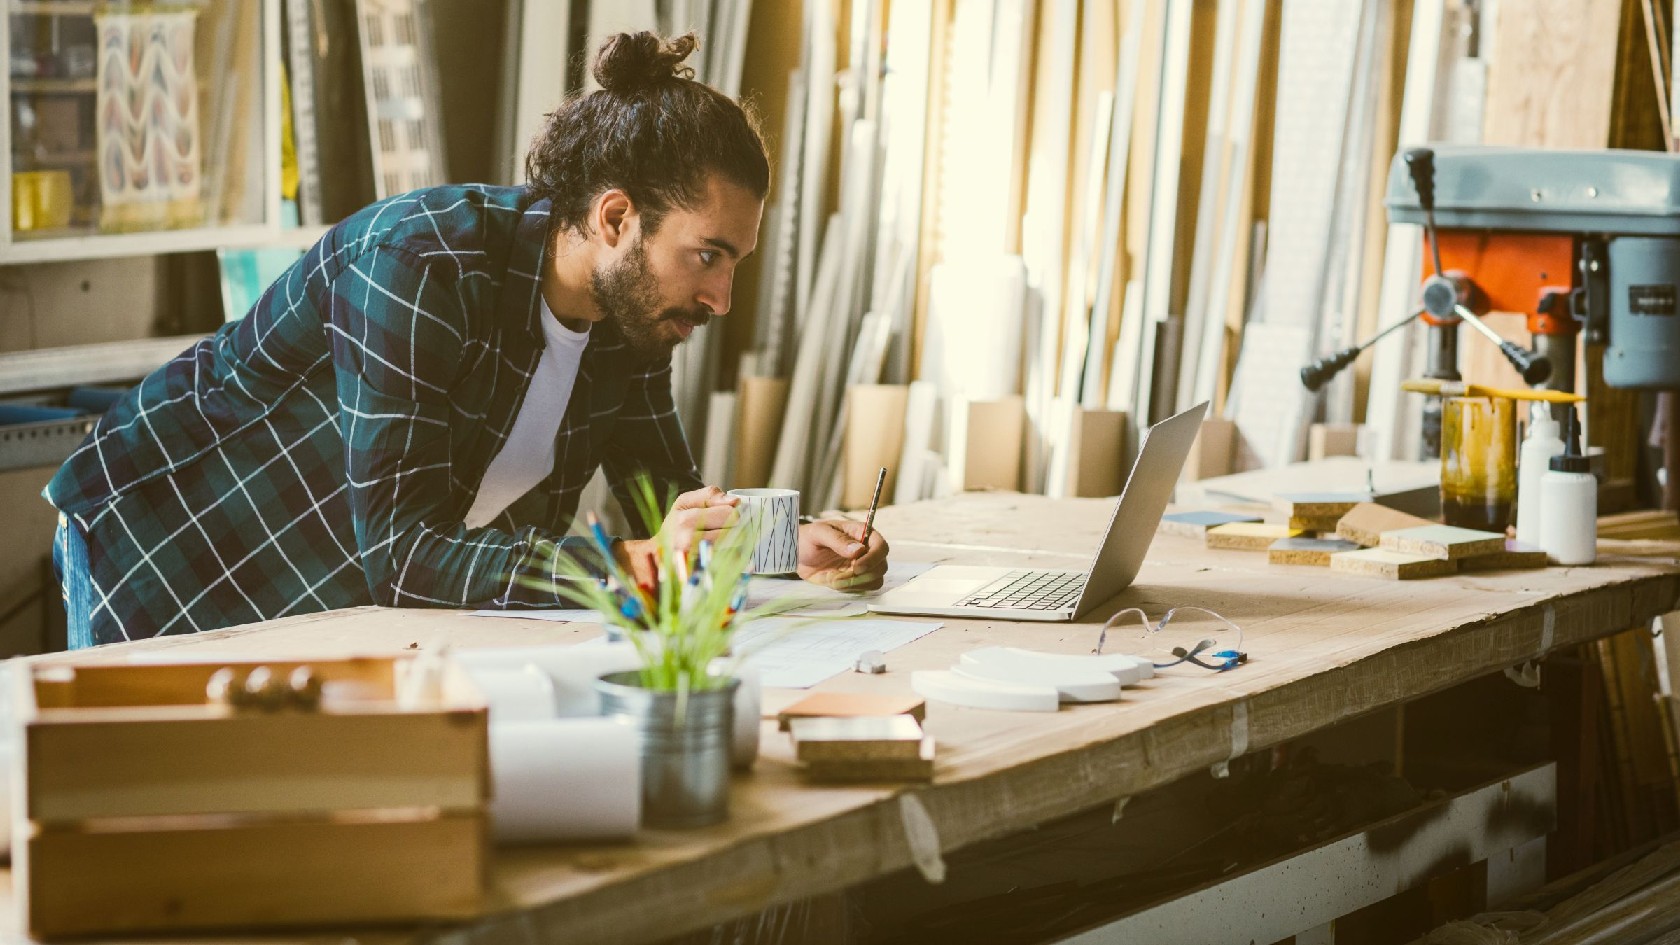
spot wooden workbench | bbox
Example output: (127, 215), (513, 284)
(6, 492), (1678, 944)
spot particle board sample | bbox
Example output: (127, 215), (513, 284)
(1269, 536), (1362, 566)
(789, 716), (926, 763)
(1207, 522), (1303, 551)
(1378, 525), (1506, 561)
(1458, 540), (1550, 572)
(1159, 509), (1264, 538)
(775, 692), (927, 732)
(1266, 513), (1344, 533)
(1273, 492), (1372, 520)
(1336, 503), (1435, 547)
(802, 737), (935, 783)
(1329, 548), (1457, 580)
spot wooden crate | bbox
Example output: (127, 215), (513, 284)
(12, 656), (489, 939)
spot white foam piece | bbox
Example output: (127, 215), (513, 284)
(953, 660), (1121, 704)
(959, 646), (1152, 687)
(911, 670), (1060, 713)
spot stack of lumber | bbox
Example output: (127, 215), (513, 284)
(1413, 835), (1680, 944)
(1169, 499), (1554, 579)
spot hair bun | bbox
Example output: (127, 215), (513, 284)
(593, 31), (697, 92)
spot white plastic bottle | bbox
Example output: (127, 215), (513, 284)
(1538, 406), (1596, 566)
(1515, 403), (1564, 548)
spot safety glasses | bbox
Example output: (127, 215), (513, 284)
(1093, 605), (1248, 672)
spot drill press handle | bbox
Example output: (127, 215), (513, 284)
(1404, 147), (1447, 278)
(1403, 148), (1436, 215)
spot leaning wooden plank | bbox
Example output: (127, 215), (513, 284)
(1045, 93), (1116, 497)
(948, 396), (1025, 493)
(1247, 0), (1363, 465)
(1065, 407), (1128, 498)
(1193, 0), (1270, 409)
(816, 310), (894, 507)
(842, 384), (910, 509)
(768, 215), (844, 490)
(1183, 413), (1237, 481)
(1335, 502), (1435, 547)
(734, 376), (790, 490)
(796, 0), (836, 320)
(1207, 522), (1302, 551)
(1176, 0), (1243, 413)
(806, 125), (879, 491)
(701, 391), (737, 488)
(1020, 0), (1080, 492)
(1329, 547), (1457, 580)
(1378, 524), (1506, 561)
(1482, 0), (1622, 148)
(875, 0), (935, 384)
(894, 380), (940, 504)
(1126, 0), (1195, 430)
(1269, 536), (1362, 566)
(756, 68), (806, 373)
(1365, 0), (1446, 461)
(1081, 1), (1149, 409)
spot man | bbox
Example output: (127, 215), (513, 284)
(45, 31), (888, 647)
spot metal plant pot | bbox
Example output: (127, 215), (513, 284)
(595, 671), (740, 829)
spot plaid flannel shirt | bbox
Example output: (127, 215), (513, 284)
(44, 185), (703, 644)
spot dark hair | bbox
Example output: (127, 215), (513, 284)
(525, 32), (770, 236)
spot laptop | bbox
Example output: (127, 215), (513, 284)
(870, 401), (1210, 622)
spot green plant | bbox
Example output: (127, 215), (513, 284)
(520, 477), (804, 696)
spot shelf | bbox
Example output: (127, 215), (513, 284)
(0, 224), (293, 265)
(14, 149), (95, 167)
(9, 1), (96, 15)
(8, 78), (95, 94)
(0, 335), (205, 397)
(266, 224), (333, 251)
(0, 414), (96, 473)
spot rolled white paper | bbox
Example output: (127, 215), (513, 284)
(460, 664), (557, 722)
(458, 646), (763, 766)
(452, 643), (641, 716)
(489, 718), (640, 843)
(731, 664), (761, 769)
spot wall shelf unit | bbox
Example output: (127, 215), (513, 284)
(2, 0), (290, 265)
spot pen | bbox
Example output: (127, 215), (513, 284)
(861, 466), (887, 548)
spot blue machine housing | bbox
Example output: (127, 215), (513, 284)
(1384, 145), (1680, 389)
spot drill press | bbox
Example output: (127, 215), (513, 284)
(1303, 144), (1680, 459)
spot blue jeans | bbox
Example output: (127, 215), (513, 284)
(51, 513), (95, 650)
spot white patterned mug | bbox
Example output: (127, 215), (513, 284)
(728, 488), (800, 575)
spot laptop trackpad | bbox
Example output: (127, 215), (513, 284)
(883, 565), (1002, 603)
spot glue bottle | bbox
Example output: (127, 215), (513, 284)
(1538, 406), (1595, 566)
(1515, 403), (1564, 548)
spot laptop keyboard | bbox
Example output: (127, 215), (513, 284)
(957, 570), (1087, 611)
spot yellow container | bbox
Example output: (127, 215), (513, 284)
(1440, 395), (1517, 532)
(11, 170), (74, 231)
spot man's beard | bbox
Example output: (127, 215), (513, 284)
(590, 237), (710, 361)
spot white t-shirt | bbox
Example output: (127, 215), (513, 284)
(463, 300), (589, 528)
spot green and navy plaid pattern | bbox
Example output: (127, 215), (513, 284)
(45, 185), (702, 645)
